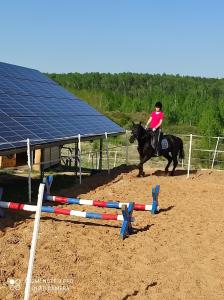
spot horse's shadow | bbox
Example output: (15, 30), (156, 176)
(158, 205), (174, 213)
(151, 169), (197, 177)
(132, 223), (154, 235)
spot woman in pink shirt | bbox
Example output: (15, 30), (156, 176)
(145, 101), (164, 155)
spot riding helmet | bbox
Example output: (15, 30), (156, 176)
(155, 101), (162, 109)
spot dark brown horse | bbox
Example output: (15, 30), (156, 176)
(129, 122), (184, 176)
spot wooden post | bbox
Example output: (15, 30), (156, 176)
(33, 149), (41, 172)
(33, 149), (44, 178)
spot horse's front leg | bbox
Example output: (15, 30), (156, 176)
(137, 155), (151, 177)
(137, 154), (143, 177)
(137, 148), (143, 177)
(137, 163), (144, 177)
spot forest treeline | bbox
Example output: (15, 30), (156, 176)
(47, 72), (224, 136)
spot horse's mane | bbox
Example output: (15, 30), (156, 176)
(137, 124), (153, 139)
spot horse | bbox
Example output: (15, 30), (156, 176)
(129, 122), (185, 177)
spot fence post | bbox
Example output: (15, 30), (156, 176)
(187, 134), (193, 178)
(97, 152), (100, 170)
(211, 136), (220, 169)
(74, 142), (78, 177)
(91, 152), (94, 170)
(114, 151), (117, 168)
(105, 132), (110, 174)
(125, 130), (129, 165)
(95, 152), (98, 169)
(27, 138), (32, 203)
(24, 183), (45, 300)
(78, 134), (82, 184)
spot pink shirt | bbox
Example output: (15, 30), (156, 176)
(150, 111), (164, 129)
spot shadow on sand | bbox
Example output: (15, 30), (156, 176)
(0, 165), (137, 230)
(0, 164), (176, 231)
(151, 169), (197, 177)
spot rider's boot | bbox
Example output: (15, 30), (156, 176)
(154, 145), (160, 156)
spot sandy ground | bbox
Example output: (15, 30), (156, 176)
(0, 166), (224, 300)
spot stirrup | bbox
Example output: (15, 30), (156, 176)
(154, 149), (160, 156)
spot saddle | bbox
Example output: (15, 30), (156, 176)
(151, 131), (169, 151)
(160, 137), (169, 150)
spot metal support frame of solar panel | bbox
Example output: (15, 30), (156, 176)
(0, 62), (124, 154)
(0, 132), (124, 156)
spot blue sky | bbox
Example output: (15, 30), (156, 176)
(1, 0), (224, 77)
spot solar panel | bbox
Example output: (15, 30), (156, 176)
(0, 94), (102, 117)
(0, 76), (74, 99)
(0, 62), (124, 152)
(0, 62), (56, 84)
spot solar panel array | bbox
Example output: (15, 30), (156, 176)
(0, 62), (124, 152)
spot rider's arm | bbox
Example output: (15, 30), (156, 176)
(145, 116), (152, 128)
(154, 119), (163, 129)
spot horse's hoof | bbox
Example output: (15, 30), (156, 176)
(137, 172), (144, 177)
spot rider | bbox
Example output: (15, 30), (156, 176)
(145, 101), (164, 156)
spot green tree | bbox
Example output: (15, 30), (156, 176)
(198, 104), (222, 136)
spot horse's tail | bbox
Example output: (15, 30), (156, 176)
(179, 138), (185, 160)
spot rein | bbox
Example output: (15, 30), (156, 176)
(137, 129), (151, 142)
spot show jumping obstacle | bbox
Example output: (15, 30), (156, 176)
(43, 176), (160, 214)
(0, 185), (134, 239)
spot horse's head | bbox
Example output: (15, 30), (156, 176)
(129, 122), (146, 143)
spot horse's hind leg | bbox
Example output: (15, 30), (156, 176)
(170, 154), (178, 176)
(163, 153), (172, 174)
